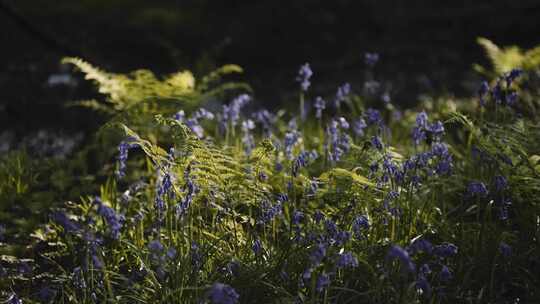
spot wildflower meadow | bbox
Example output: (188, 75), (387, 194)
(1, 39), (540, 303)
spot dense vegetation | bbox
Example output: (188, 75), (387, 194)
(1, 39), (540, 303)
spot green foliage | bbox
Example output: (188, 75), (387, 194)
(3, 46), (540, 303)
(474, 37), (540, 76)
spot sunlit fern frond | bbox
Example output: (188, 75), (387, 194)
(474, 37), (540, 78)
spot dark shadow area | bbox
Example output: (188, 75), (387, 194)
(1, 0), (540, 135)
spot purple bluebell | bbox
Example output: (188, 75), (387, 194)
(408, 238), (433, 255)
(493, 175), (508, 192)
(381, 92), (391, 104)
(352, 215), (369, 239)
(252, 238), (263, 256)
(427, 121), (445, 140)
(292, 211), (304, 225)
(492, 80), (503, 104)
(499, 241), (512, 259)
(352, 118), (367, 137)
(191, 242), (204, 271)
(416, 111), (428, 128)
(338, 117), (349, 129)
(371, 136), (383, 150)
(334, 82), (351, 108)
(7, 293), (22, 304)
(439, 265), (452, 282)
(284, 131), (300, 160)
(467, 181), (488, 198)
(297, 63), (313, 92)
(478, 81), (490, 106)
(387, 245), (416, 273)
(313, 211), (324, 223)
(412, 127), (426, 146)
(94, 197), (123, 239)
(252, 109), (276, 137)
(314, 97), (326, 119)
(325, 220), (339, 240)
(506, 91), (518, 106)
(433, 243), (458, 258)
(416, 274), (431, 297)
(116, 137), (137, 178)
(505, 68), (523, 87)
(365, 108), (382, 125)
(51, 211), (81, 232)
(148, 240), (164, 252)
(310, 242), (327, 266)
(207, 283), (240, 304)
(316, 272), (331, 292)
(365, 52), (379, 67)
(336, 252), (358, 268)
(241, 119), (256, 156)
(193, 108), (215, 120)
(301, 268), (312, 286)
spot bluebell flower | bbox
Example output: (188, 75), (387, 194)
(166, 247), (177, 260)
(191, 242), (203, 271)
(116, 137), (137, 178)
(427, 121), (444, 139)
(252, 238), (263, 256)
(336, 252), (358, 268)
(352, 118), (367, 137)
(365, 108), (382, 125)
(51, 211), (81, 232)
(313, 211), (325, 223)
(387, 245), (416, 273)
(412, 127), (426, 146)
(292, 150), (317, 177)
(94, 197), (123, 239)
(316, 272), (331, 292)
(478, 81), (490, 106)
(325, 220), (339, 240)
(292, 211), (304, 225)
(314, 97), (326, 119)
(207, 283), (240, 304)
(416, 274), (431, 297)
(416, 111), (428, 128)
(241, 119), (256, 156)
(284, 131), (300, 160)
(506, 91), (518, 106)
(364, 80), (379, 96)
(365, 52), (380, 67)
(258, 199), (282, 224)
(310, 242), (327, 266)
(297, 63), (313, 92)
(371, 136), (383, 150)
(334, 83), (351, 108)
(301, 268), (312, 286)
(467, 181), (488, 198)
(505, 68), (523, 87)
(408, 238), (433, 255)
(7, 293), (22, 304)
(381, 92), (391, 104)
(148, 240), (164, 252)
(335, 231), (351, 246)
(252, 109), (276, 137)
(493, 175), (508, 192)
(499, 241), (512, 259)
(193, 107), (215, 120)
(419, 263), (431, 276)
(433, 243), (458, 258)
(352, 215), (369, 238)
(439, 265), (452, 282)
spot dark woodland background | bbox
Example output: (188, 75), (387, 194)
(1, 0), (539, 137)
